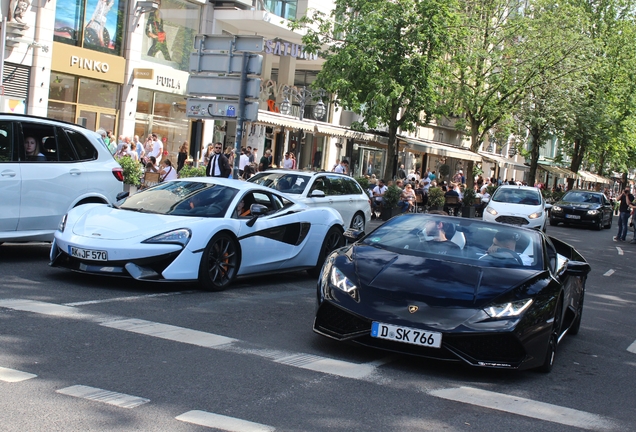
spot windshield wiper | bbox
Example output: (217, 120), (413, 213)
(122, 207), (158, 214)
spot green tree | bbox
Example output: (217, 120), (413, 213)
(291, 0), (456, 181)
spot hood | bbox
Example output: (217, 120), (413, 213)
(71, 206), (198, 240)
(349, 245), (543, 329)
(556, 200), (598, 210)
(488, 201), (543, 215)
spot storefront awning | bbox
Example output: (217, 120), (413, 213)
(538, 163), (578, 179)
(479, 152), (529, 171)
(579, 170), (611, 184)
(312, 122), (388, 143)
(254, 110), (316, 132)
(400, 136), (481, 162)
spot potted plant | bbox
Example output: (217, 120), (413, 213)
(354, 176), (369, 191)
(438, 164), (450, 181)
(380, 185), (402, 220)
(427, 187), (445, 211)
(118, 156), (144, 194)
(461, 188), (477, 218)
(178, 165), (206, 178)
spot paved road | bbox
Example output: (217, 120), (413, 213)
(1, 217), (635, 431)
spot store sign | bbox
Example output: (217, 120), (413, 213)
(264, 40), (319, 60)
(51, 42), (125, 84)
(133, 69), (154, 79)
(70, 56), (110, 73)
(156, 75), (181, 90)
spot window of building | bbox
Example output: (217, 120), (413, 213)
(264, 0), (297, 20)
(54, 0), (127, 56)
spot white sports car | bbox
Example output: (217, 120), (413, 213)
(50, 178), (345, 290)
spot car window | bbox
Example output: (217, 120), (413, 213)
(326, 175), (349, 196)
(563, 191), (600, 204)
(309, 176), (328, 194)
(492, 188), (541, 205)
(544, 237), (558, 274)
(0, 121), (12, 163)
(64, 128), (98, 161)
(20, 122), (57, 162)
(344, 177), (364, 195)
(248, 172), (309, 195)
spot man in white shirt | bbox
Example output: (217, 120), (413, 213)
(238, 148), (250, 177)
(151, 133), (163, 164)
(334, 159), (349, 174)
(282, 152), (294, 169)
(421, 176), (431, 192)
(133, 135), (143, 160)
(372, 179), (387, 216)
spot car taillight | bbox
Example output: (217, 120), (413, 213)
(112, 167), (124, 182)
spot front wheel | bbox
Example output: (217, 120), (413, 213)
(307, 226), (344, 278)
(594, 218), (603, 231)
(549, 218), (558, 226)
(537, 297), (563, 373)
(350, 212), (366, 232)
(198, 232), (240, 291)
(604, 214), (612, 229)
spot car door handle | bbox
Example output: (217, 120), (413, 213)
(69, 169), (82, 176)
(1, 170), (17, 177)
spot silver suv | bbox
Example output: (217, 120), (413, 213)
(0, 114), (123, 243)
(248, 169), (372, 232)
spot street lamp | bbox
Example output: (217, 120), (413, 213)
(279, 85), (327, 121)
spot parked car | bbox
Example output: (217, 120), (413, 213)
(550, 190), (613, 230)
(0, 114), (123, 243)
(482, 185), (548, 231)
(50, 178), (345, 290)
(314, 214), (590, 372)
(248, 169), (372, 232)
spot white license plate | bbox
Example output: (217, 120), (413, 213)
(565, 214), (581, 219)
(69, 246), (108, 261)
(371, 322), (442, 348)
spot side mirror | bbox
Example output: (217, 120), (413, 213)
(246, 203), (268, 227)
(309, 190), (326, 198)
(116, 191), (129, 201)
(565, 260), (591, 276)
(545, 203), (553, 210)
(344, 228), (364, 244)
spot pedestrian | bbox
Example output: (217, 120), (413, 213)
(334, 159), (349, 174)
(177, 141), (188, 172)
(259, 149), (272, 171)
(206, 142), (231, 178)
(283, 152), (294, 169)
(614, 187), (634, 242)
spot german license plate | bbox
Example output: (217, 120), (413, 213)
(565, 214), (581, 219)
(69, 246), (108, 261)
(371, 322), (442, 348)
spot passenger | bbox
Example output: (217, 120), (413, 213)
(24, 136), (46, 161)
(422, 218), (460, 254)
(235, 199), (251, 217)
(486, 231), (533, 266)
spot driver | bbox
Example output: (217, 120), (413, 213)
(236, 199), (251, 217)
(487, 231), (533, 266)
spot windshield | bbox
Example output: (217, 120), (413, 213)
(361, 214), (543, 269)
(248, 172), (310, 194)
(562, 191), (601, 204)
(492, 188), (541, 205)
(120, 181), (238, 217)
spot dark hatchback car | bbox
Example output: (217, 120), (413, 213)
(549, 190), (613, 230)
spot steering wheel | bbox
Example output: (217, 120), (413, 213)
(479, 248), (524, 265)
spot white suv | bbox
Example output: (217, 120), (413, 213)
(482, 185), (548, 231)
(0, 114), (123, 243)
(248, 170), (372, 232)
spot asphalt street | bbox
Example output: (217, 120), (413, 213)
(1, 216), (635, 432)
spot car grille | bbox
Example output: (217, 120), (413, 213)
(444, 334), (526, 365)
(495, 216), (529, 226)
(314, 302), (371, 339)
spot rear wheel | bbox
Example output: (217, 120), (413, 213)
(350, 212), (366, 232)
(198, 232), (240, 291)
(569, 288), (585, 335)
(538, 297), (563, 373)
(307, 226), (344, 278)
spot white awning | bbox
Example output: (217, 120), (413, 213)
(538, 163), (578, 179)
(400, 136), (481, 162)
(479, 152), (529, 171)
(312, 122), (388, 143)
(254, 110), (316, 132)
(579, 170), (611, 184)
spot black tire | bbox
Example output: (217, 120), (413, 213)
(569, 287), (585, 336)
(604, 214), (612, 229)
(198, 232), (240, 291)
(307, 226), (344, 278)
(350, 212), (366, 232)
(594, 217), (603, 231)
(538, 297), (563, 373)
(549, 218), (558, 226)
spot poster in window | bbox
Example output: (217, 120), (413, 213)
(83, 0), (125, 54)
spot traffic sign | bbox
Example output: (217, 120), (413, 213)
(194, 35), (264, 53)
(186, 98), (259, 121)
(186, 75), (261, 99)
(190, 53), (263, 75)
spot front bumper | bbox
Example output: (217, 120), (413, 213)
(550, 211), (601, 226)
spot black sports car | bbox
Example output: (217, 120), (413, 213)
(550, 190), (613, 230)
(314, 214), (590, 372)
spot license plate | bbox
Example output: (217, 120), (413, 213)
(69, 246), (108, 261)
(565, 214), (581, 219)
(371, 322), (442, 348)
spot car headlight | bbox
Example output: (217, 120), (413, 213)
(552, 206), (562, 212)
(587, 210), (599, 215)
(330, 266), (357, 293)
(486, 206), (498, 216)
(528, 211), (543, 219)
(142, 229), (192, 246)
(485, 299), (533, 318)
(58, 214), (67, 232)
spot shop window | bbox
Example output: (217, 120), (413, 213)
(78, 78), (119, 108)
(50, 73), (78, 103)
(137, 89), (153, 115)
(141, 0), (201, 72)
(264, 0), (297, 20)
(54, 0), (127, 56)
(48, 102), (77, 124)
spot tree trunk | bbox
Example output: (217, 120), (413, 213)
(568, 138), (585, 190)
(466, 122), (481, 190)
(527, 128), (541, 186)
(383, 123), (399, 182)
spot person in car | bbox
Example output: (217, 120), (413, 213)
(422, 218), (460, 254)
(24, 136), (46, 161)
(486, 231), (533, 266)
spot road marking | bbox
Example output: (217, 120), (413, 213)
(0, 366), (37, 382)
(0, 299), (380, 380)
(603, 269), (615, 277)
(56, 385), (150, 408)
(628, 340), (636, 354)
(64, 291), (194, 306)
(100, 318), (236, 348)
(429, 387), (614, 430)
(176, 410), (275, 431)
(616, 247), (624, 255)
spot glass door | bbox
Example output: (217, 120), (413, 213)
(76, 105), (117, 133)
